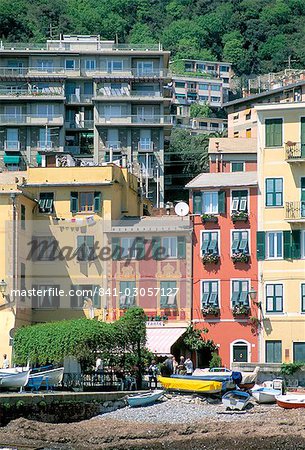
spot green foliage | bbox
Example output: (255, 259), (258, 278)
(281, 362), (304, 376)
(183, 325), (217, 352)
(209, 352), (222, 369)
(13, 308), (147, 371)
(190, 103), (213, 118)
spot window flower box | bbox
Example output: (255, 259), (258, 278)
(202, 253), (220, 264)
(202, 305), (220, 316)
(231, 252), (249, 263)
(201, 213), (218, 224)
(231, 211), (249, 223)
(232, 304), (250, 316)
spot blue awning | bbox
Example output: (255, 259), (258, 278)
(4, 155), (20, 164)
(36, 154), (42, 165)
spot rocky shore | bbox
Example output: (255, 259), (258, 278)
(0, 396), (304, 449)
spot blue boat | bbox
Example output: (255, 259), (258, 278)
(127, 389), (164, 407)
(222, 390), (251, 410)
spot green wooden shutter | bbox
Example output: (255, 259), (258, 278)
(283, 231), (292, 259)
(177, 236), (186, 259)
(87, 236), (95, 260)
(257, 231), (266, 260)
(274, 119), (283, 146)
(291, 230), (301, 259)
(160, 281), (169, 306)
(70, 192), (78, 213)
(112, 237), (121, 260)
(265, 119), (272, 147)
(152, 237), (162, 260)
(94, 192), (101, 212)
(93, 285), (101, 308)
(266, 119), (282, 147)
(135, 238), (145, 260)
(52, 284), (60, 308)
(218, 191), (226, 214)
(70, 285), (79, 308)
(193, 192), (202, 214)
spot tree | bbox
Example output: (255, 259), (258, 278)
(190, 102), (213, 118)
(128, 23), (157, 44)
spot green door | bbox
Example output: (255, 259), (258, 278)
(301, 178), (305, 217)
(233, 344), (248, 362)
(301, 118), (305, 157)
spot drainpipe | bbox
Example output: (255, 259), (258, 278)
(10, 193), (17, 303)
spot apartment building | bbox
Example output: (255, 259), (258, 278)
(0, 35), (172, 206)
(225, 80), (305, 139)
(256, 102), (305, 364)
(0, 162), (148, 360)
(171, 59), (232, 88)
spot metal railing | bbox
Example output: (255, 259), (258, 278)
(0, 114), (63, 124)
(96, 88), (161, 98)
(0, 87), (64, 96)
(4, 140), (20, 151)
(105, 140), (121, 150)
(285, 142), (305, 160)
(37, 141), (54, 151)
(65, 120), (94, 129)
(96, 115), (173, 125)
(285, 201), (305, 220)
(66, 94), (93, 103)
(138, 140), (154, 151)
(0, 42), (162, 52)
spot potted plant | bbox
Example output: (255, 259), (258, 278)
(232, 304), (250, 316)
(231, 252), (249, 263)
(231, 211), (249, 223)
(202, 253), (220, 264)
(202, 305), (220, 316)
(201, 213), (218, 224)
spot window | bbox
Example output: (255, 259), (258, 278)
(246, 128), (251, 138)
(70, 284), (101, 308)
(234, 131), (239, 138)
(203, 192), (218, 214)
(137, 61), (153, 75)
(107, 60), (123, 72)
(199, 84), (209, 90)
(33, 236), (58, 261)
(211, 85), (221, 91)
(301, 284), (305, 312)
(265, 178), (283, 206)
(175, 94), (186, 99)
(112, 237), (145, 260)
(231, 280), (249, 306)
(201, 231), (219, 255)
(120, 281), (136, 308)
(76, 235), (95, 261)
(32, 284), (60, 308)
(175, 82), (185, 88)
(233, 114), (239, 120)
(231, 162), (244, 172)
(37, 60), (54, 72)
(199, 95), (209, 101)
(121, 237), (138, 259)
(162, 237), (177, 258)
(65, 59), (76, 70)
(85, 60), (96, 70)
(223, 77), (229, 83)
(266, 284), (283, 313)
(38, 192), (54, 213)
(293, 342), (305, 363)
(160, 281), (177, 308)
(231, 190), (248, 212)
(210, 122), (219, 128)
(265, 341), (282, 363)
(266, 231), (283, 259)
(220, 65), (230, 72)
(265, 118), (283, 147)
(21, 204), (25, 230)
(207, 65), (215, 71)
(211, 96), (220, 102)
(36, 104), (54, 118)
(232, 231), (249, 255)
(201, 280), (219, 308)
(70, 192), (101, 213)
(79, 192), (94, 212)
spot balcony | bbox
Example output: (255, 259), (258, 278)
(36, 141), (56, 152)
(66, 94), (93, 104)
(0, 87), (64, 99)
(96, 115), (173, 126)
(4, 140), (20, 151)
(65, 120), (94, 129)
(285, 201), (305, 221)
(0, 114), (63, 125)
(0, 42), (163, 52)
(285, 142), (305, 162)
(105, 141), (121, 150)
(138, 140), (154, 152)
(95, 88), (163, 100)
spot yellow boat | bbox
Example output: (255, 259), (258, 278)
(158, 376), (223, 393)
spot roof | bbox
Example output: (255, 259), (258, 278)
(185, 171), (257, 189)
(225, 80), (305, 108)
(110, 216), (191, 233)
(209, 138), (257, 154)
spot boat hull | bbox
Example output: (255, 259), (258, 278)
(276, 394), (305, 409)
(127, 390), (164, 407)
(252, 388), (281, 404)
(29, 367), (64, 387)
(222, 390), (251, 411)
(159, 376), (223, 393)
(0, 370), (30, 388)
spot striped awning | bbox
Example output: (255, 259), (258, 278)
(146, 327), (186, 356)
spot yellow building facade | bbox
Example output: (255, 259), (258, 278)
(0, 164), (147, 361)
(257, 103), (305, 364)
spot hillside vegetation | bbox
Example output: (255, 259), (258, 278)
(2, 0), (305, 74)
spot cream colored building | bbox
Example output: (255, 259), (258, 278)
(256, 102), (305, 364)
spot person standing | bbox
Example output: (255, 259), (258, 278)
(172, 356), (178, 374)
(164, 355), (174, 375)
(184, 357), (193, 375)
(2, 354), (9, 369)
(148, 360), (158, 390)
(177, 356), (185, 374)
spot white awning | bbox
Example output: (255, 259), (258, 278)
(146, 327), (186, 356)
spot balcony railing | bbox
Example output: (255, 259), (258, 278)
(66, 94), (93, 104)
(138, 140), (154, 151)
(0, 114), (63, 125)
(285, 201), (305, 220)
(0, 42), (163, 52)
(4, 140), (20, 151)
(37, 141), (54, 151)
(96, 115), (173, 125)
(105, 141), (121, 150)
(95, 88), (162, 98)
(285, 142), (305, 161)
(65, 120), (94, 129)
(0, 87), (64, 97)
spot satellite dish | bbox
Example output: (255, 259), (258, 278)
(175, 202), (189, 217)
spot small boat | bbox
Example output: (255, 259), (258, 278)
(276, 394), (305, 409)
(159, 375), (223, 393)
(193, 367), (232, 377)
(222, 390), (251, 411)
(0, 370), (30, 389)
(251, 387), (281, 404)
(28, 367), (64, 388)
(127, 390), (164, 407)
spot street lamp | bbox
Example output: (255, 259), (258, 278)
(0, 279), (7, 297)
